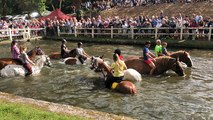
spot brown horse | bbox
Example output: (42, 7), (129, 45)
(90, 57), (137, 95)
(0, 47), (45, 70)
(49, 48), (77, 59)
(126, 50), (193, 67)
(125, 56), (185, 76)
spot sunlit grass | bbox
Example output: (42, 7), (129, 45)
(0, 100), (89, 120)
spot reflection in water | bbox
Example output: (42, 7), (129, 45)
(0, 40), (213, 119)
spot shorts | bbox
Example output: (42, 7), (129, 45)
(144, 58), (152, 65)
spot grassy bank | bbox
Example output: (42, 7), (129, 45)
(0, 100), (88, 120)
(45, 36), (213, 50)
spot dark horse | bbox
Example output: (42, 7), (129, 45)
(49, 48), (77, 59)
(90, 57), (137, 95)
(0, 46), (45, 70)
(126, 50), (193, 67)
(125, 56), (185, 76)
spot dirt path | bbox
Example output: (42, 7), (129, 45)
(0, 92), (134, 120)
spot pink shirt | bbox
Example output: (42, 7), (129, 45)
(11, 45), (20, 59)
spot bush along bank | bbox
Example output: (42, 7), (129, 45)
(44, 36), (213, 50)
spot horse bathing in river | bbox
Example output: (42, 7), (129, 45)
(0, 55), (52, 77)
(90, 57), (142, 95)
(0, 46), (45, 70)
(127, 50), (193, 67)
(49, 48), (77, 59)
(125, 56), (185, 76)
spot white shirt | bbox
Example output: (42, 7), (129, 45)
(76, 48), (84, 56)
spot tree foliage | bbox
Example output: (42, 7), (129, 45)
(0, 0), (85, 16)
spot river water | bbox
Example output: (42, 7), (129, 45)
(0, 40), (212, 120)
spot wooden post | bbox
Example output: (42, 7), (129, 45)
(44, 27), (47, 37)
(131, 27), (134, 39)
(57, 26), (60, 37)
(27, 27), (31, 39)
(9, 28), (12, 41)
(92, 26), (94, 38)
(155, 27), (158, 39)
(208, 26), (212, 41)
(180, 27), (183, 40)
(74, 27), (77, 37)
(111, 26), (113, 39)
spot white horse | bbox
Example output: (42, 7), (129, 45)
(0, 55), (52, 77)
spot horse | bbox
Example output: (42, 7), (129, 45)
(0, 55), (52, 77)
(0, 47), (45, 70)
(90, 57), (139, 95)
(49, 48), (77, 59)
(125, 56), (185, 76)
(126, 50), (193, 67)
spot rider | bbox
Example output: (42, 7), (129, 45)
(114, 48), (123, 60)
(105, 53), (127, 89)
(11, 40), (20, 59)
(154, 39), (163, 57)
(19, 46), (35, 76)
(143, 41), (156, 75)
(61, 39), (71, 58)
(162, 42), (170, 56)
(76, 42), (90, 64)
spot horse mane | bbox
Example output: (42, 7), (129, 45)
(155, 56), (173, 60)
(171, 50), (189, 56)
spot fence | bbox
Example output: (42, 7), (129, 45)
(58, 26), (213, 41)
(0, 28), (45, 41)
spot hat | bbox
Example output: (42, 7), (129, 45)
(145, 41), (151, 45)
(12, 40), (17, 44)
(78, 42), (82, 46)
(62, 39), (67, 43)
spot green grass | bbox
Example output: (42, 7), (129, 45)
(0, 100), (89, 120)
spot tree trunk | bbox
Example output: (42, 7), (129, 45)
(52, 3), (55, 10)
(59, 0), (62, 10)
(2, 0), (7, 16)
(72, 0), (82, 9)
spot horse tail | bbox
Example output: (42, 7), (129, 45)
(131, 84), (137, 95)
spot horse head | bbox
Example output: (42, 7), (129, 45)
(34, 55), (52, 68)
(90, 56), (111, 79)
(170, 51), (193, 67)
(27, 46), (45, 58)
(169, 57), (185, 76)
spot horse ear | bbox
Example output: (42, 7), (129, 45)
(100, 55), (104, 59)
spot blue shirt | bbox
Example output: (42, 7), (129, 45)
(162, 47), (168, 56)
(143, 47), (150, 60)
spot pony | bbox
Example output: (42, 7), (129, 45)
(0, 55), (52, 77)
(125, 56), (185, 76)
(49, 48), (77, 59)
(170, 50), (193, 67)
(126, 50), (193, 67)
(0, 47), (45, 70)
(90, 57), (140, 95)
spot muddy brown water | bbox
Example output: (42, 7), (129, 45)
(0, 40), (212, 120)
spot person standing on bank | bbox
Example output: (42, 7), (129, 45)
(61, 39), (70, 58)
(155, 39), (163, 57)
(76, 42), (90, 64)
(143, 41), (156, 75)
(11, 40), (20, 59)
(19, 46), (35, 76)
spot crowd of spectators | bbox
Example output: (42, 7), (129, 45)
(0, 12), (213, 39)
(80, 0), (212, 11)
